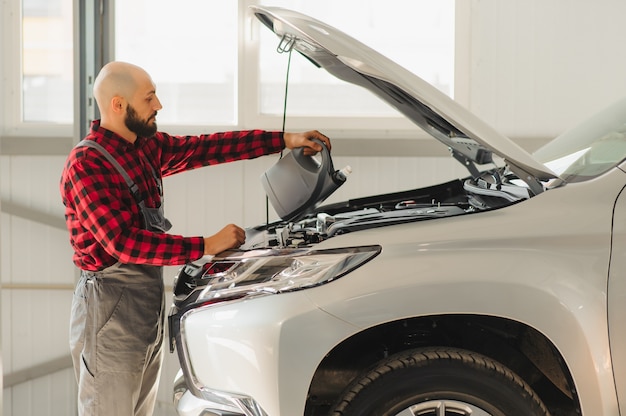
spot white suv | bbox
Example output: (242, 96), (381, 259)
(168, 6), (626, 416)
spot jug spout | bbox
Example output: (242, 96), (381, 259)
(333, 165), (352, 184)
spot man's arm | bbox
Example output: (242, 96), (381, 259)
(156, 130), (285, 177)
(203, 224), (246, 256)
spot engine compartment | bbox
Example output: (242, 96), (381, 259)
(243, 168), (530, 250)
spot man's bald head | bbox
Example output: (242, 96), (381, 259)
(91, 62), (162, 142)
(93, 61), (152, 115)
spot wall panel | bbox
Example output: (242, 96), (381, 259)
(3, 368), (76, 416)
(1, 154), (77, 416)
(466, 0), (626, 139)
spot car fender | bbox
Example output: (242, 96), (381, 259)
(304, 168), (626, 415)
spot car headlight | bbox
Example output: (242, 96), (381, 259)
(174, 245), (381, 305)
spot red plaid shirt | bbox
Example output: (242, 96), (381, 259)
(60, 120), (284, 271)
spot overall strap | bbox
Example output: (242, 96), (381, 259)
(76, 139), (141, 202)
(75, 139), (172, 232)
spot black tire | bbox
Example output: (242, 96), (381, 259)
(330, 347), (550, 416)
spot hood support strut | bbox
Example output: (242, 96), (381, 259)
(451, 148), (481, 179)
(507, 162), (545, 196)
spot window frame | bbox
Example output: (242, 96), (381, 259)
(1, 0), (76, 138)
(0, 0), (465, 146)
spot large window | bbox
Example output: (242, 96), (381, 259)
(3, 0), (454, 135)
(258, 0), (455, 118)
(22, 0), (73, 124)
(114, 0), (454, 130)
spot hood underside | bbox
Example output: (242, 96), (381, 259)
(252, 6), (556, 182)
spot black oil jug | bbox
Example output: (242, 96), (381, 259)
(261, 138), (351, 221)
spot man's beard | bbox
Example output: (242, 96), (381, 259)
(125, 104), (158, 138)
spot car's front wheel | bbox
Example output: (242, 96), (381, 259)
(330, 347), (550, 416)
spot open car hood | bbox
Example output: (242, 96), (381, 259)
(252, 6), (556, 182)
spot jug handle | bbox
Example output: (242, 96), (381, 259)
(291, 138), (334, 174)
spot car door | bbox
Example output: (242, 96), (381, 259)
(607, 171), (626, 414)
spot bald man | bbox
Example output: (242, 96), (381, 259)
(60, 61), (331, 416)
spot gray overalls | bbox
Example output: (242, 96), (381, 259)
(69, 140), (172, 416)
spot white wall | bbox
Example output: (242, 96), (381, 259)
(4, 1), (626, 415)
(1, 155), (76, 415)
(460, 0), (626, 140)
(0, 156), (2, 413)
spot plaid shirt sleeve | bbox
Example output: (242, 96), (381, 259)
(152, 130), (285, 176)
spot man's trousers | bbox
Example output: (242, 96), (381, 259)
(70, 263), (165, 416)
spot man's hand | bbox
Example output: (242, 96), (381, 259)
(284, 131), (331, 156)
(203, 224), (246, 255)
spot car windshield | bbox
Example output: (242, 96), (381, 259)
(533, 97), (626, 183)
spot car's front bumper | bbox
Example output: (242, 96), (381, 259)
(173, 369), (266, 416)
(171, 290), (359, 416)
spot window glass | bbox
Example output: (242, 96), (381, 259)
(258, 0), (455, 117)
(115, 0), (238, 125)
(22, 0), (73, 123)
